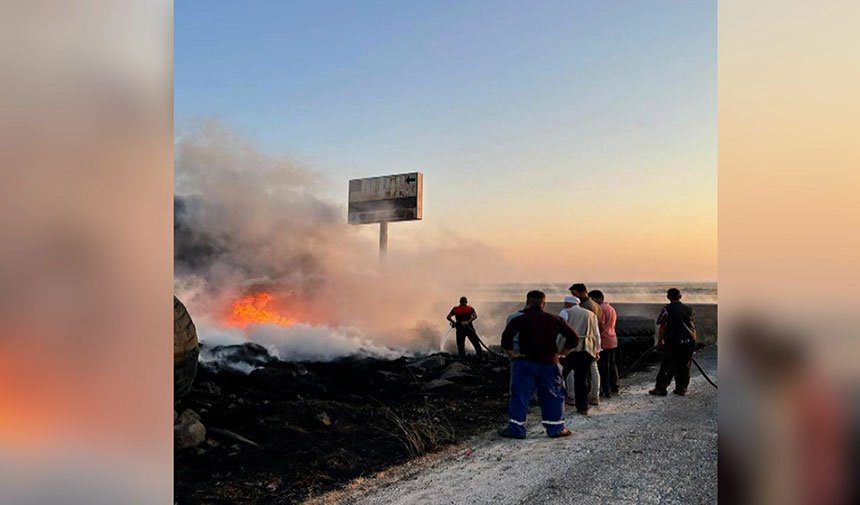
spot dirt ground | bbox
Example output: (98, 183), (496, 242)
(305, 345), (718, 505)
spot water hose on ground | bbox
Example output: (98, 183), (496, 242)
(619, 345), (718, 388)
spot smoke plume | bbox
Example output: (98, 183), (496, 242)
(174, 119), (507, 361)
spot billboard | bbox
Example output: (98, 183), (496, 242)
(348, 172), (423, 224)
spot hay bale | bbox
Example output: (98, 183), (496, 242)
(174, 296), (199, 401)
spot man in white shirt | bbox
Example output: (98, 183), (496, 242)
(559, 296), (602, 405)
(559, 296), (601, 414)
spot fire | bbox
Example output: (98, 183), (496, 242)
(226, 292), (296, 327)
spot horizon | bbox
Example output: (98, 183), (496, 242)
(176, 1), (716, 283)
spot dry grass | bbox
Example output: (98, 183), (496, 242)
(375, 399), (456, 458)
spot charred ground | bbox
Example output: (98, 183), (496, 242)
(174, 331), (681, 505)
(175, 345), (513, 505)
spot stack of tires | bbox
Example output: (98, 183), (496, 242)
(614, 316), (656, 371)
(615, 316), (655, 350)
(174, 296), (199, 401)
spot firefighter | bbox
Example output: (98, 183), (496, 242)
(650, 288), (697, 396)
(446, 296), (483, 360)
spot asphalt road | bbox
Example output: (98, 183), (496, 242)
(307, 345), (718, 505)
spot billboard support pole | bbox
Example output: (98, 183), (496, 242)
(379, 221), (388, 262)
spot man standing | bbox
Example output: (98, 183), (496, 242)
(569, 283), (602, 322)
(569, 283), (602, 405)
(506, 304), (526, 354)
(590, 289), (619, 398)
(446, 297), (483, 360)
(559, 295), (601, 415)
(500, 290), (579, 439)
(649, 288), (697, 396)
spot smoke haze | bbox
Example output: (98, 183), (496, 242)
(174, 119), (508, 361)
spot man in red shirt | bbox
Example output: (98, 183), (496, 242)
(590, 289), (620, 397)
(446, 296), (483, 360)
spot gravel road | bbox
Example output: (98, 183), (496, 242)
(306, 345), (718, 505)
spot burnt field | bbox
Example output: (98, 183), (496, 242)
(174, 302), (717, 505)
(175, 346), (513, 505)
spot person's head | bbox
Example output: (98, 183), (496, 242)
(563, 295), (580, 308)
(568, 283), (588, 299)
(589, 290), (604, 304)
(667, 288), (682, 302)
(459, 296), (468, 305)
(526, 290), (546, 309)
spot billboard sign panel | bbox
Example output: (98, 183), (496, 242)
(348, 172), (423, 224)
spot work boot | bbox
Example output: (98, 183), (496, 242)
(499, 428), (525, 439)
(576, 409), (589, 416)
(610, 391), (620, 397)
(588, 399), (599, 406)
(648, 388), (668, 396)
(548, 428), (572, 438)
(673, 389), (687, 396)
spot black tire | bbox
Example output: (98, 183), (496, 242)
(174, 296), (199, 401)
(615, 316), (656, 338)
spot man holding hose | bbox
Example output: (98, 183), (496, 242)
(649, 288), (697, 396)
(446, 296), (483, 360)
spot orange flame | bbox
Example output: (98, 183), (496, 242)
(225, 292), (296, 327)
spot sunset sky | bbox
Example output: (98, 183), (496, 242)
(175, 1), (716, 282)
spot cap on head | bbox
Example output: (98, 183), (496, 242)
(667, 288), (682, 301)
(459, 296), (468, 304)
(564, 295), (580, 305)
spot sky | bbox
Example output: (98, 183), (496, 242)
(175, 1), (716, 282)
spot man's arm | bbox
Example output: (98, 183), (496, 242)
(558, 317), (580, 355)
(656, 308), (667, 347)
(446, 309), (456, 326)
(690, 307), (697, 341)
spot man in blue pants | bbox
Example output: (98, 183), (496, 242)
(500, 290), (580, 439)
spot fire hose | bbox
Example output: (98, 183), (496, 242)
(440, 323), (505, 357)
(618, 345), (718, 388)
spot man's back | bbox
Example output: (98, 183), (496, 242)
(452, 304), (476, 326)
(658, 301), (696, 343)
(579, 297), (603, 321)
(506, 310), (524, 325)
(506, 309), (524, 353)
(600, 302), (618, 349)
(562, 306), (600, 357)
(564, 306), (599, 337)
(502, 307), (578, 364)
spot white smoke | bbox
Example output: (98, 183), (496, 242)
(174, 119), (509, 362)
(249, 324), (406, 362)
